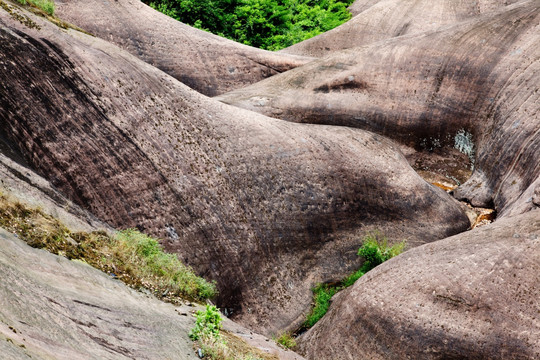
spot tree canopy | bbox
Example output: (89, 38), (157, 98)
(144, 0), (355, 50)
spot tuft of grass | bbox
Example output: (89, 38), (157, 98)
(304, 284), (338, 328)
(16, 0), (55, 15)
(357, 231), (405, 273)
(276, 332), (296, 349)
(0, 193), (216, 302)
(303, 232), (405, 329)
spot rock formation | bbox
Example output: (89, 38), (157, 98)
(0, 1), (469, 335)
(0, 228), (304, 359)
(297, 209), (540, 359)
(54, 0), (311, 96)
(217, 0), (540, 217)
(284, 0), (522, 57)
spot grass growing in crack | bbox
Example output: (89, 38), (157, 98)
(303, 232), (405, 329)
(0, 193), (216, 302)
(15, 0), (54, 15)
(276, 332), (296, 349)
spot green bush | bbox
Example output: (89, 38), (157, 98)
(145, 0), (355, 50)
(189, 305), (223, 341)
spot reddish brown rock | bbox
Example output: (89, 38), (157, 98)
(54, 0), (312, 96)
(284, 0), (522, 57)
(0, 3), (468, 334)
(297, 209), (540, 359)
(218, 0), (540, 217)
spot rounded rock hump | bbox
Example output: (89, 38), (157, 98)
(55, 0), (312, 96)
(218, 0), (540, 217)
(297, 209), (540, 359)
(283, 0), (523, 57)
(0, 4), (468, 335)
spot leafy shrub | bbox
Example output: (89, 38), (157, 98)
(189, 305), (223, 341)
(454, 129), (475, 168)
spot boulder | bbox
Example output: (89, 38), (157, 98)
(0, 4), (468, 334)
(297, 209), (540, 359)
(54, 0), (312, 96)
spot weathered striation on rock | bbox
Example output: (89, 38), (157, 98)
(0, 2), (469, 334)
(297, 209), (540, 359)
(284, 0), (523, 57)
(217, 0), (540, 218)
(0, 228), (304, 360)
(54, 0), (312, 96)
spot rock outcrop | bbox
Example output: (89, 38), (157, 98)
(0, 2), (469, 334)
(217, 0), (540, 217)
(0, 227), (305, 360)
(284, 0), (522, 57)
(297, 209), (540, 359)
(54, 0), (312, 96)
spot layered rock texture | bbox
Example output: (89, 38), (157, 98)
(0, 1), (468, 335)
(284, 0), (523, 57)
(217, 0), (540, 217)
(0, 228), (304, 360)
(54, 0), (311, 96)
(297, 209), (540, 359)
(0, 0), (539, 358)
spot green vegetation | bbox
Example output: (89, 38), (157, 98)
(303, 232), (405, 328)
(0, 193), (216, 302)
(276, 332), (296, 349)
(189, 305), (223, 341)
(189, 305), (272, 360)
(15, 0), (54, 15)
(145, 0), (355, 50)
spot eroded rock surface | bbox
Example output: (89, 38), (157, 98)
(0, 3), (468, 334)
(284, 0), (522, 57)
(0, 228), (305, 360)
(54, 0), (312, 96)
(218, 0), (540, 217)
(297, 209), (540, 359)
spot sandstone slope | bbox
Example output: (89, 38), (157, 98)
(218, 0), (540, 217)
(54, 0), (312, 96)
(0, 2), (468, 334)
(297, 209), (540, 359)
(284, 0), (522, 57)
(0, 227), (305, 360)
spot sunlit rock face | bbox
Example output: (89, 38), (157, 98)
(55, 0), (312, 96)
(0, 3), (468, 335)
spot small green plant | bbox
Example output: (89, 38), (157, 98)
(357, 232), (405, 273)
(304, 284), (338, 328)
(303, 232), (405, 329)
(276, 332), (296, 349)
(454, 129), (475, 168)
(189, 305), (223, 341)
